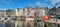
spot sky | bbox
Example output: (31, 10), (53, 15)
(0, 0), (60, 9)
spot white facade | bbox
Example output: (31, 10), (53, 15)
(39, 9), (45, 16)
(16, 8), (23, 16)
(0, 12), (1, 17)
(24, 8), (28, 17)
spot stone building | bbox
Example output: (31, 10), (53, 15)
(16, 8), (23, 16)
(0, 10), (6, 17)
(6, 9), (15, 16)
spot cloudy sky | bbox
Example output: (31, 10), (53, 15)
(0, 0), (60, 9)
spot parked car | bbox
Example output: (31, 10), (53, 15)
(51, 15), (55, 18)
(56, 15), (60, 19)
(50, 14), (60, 19)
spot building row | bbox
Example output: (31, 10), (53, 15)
(0, 7), (50, 17)
(0, 9), (15, 17)
(49, 7), (60, 16)
(16, 7), (50, 17)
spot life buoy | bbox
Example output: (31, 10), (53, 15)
(44, 16), (50, 21)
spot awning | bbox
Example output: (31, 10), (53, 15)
(27, 16), (34, 18)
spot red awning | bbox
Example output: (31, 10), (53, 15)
(28, 16), (34, 18)
(13, 16), (17, 18)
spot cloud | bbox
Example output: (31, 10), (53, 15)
(35, 1), (42, 5)
(0, 0), (12, 4)
(45, 0), (48, 2)
(26, 4), (33, 7)
(45, 0), (60, 6)
(28, 2), (42, 7)
(33, 1), (45, 7)
(51, 0), (60, 4)
(1, 1), (10, 4)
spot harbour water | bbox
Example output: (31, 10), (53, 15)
(0, 20), (15, 27)
(0, 18), (60, 27)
